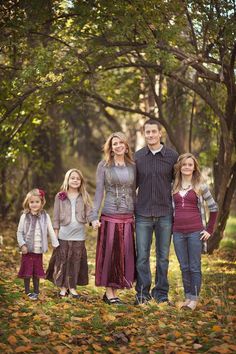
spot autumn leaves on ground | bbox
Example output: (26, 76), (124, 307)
(0, 219), (236, 354)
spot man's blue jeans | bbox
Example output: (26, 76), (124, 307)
(173, 231), (202, 300)
(135, 214), (172, 301)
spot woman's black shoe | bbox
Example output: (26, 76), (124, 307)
(103, 293), (121, 305)
(113, 297), (123, 304)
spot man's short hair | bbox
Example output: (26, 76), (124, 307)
(143, 119), (162, 131)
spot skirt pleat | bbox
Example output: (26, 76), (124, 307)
(95, 214), (136, 289)
(46, 240), (88, 288)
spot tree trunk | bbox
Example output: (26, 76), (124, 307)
(165, 79), (189, 153)
(0, 167), (7, 218)
(208, 106), (236, 253)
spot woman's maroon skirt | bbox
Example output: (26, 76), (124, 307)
(95, 214), (136, 289)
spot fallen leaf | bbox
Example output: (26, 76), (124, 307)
(7, 335), (17, 345)
(173, 330), (181, 338)
(70, 316), (81, 321)
(158, 322), (166, 328)
(228, 345), (236, 351)
(102, 313), (116, 322)
(19, 335), (31, 343)
(208, 344), (231, 353)
(0, 343), (8, 350)
(193, 343), (203, 349)
(92, 344), (103, 351)
(58, 334), (68, 341)
(104, 336), (112, 342)
(15, 346), (32, 353)
(212, 325), (222, 332)
(227, 315), (236, 323)
(113, 332), (129, 344)
(37, 328), (51, 336)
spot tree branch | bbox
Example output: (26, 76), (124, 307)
(182, 0), (199, 54)
(56, 87), (182, 151)
(0, 87), (39, 124)
(29, 31), (73, 49)
(6, 114), (32, 145)
(230, 41), (236, 73)
(102, 61), (225, 123)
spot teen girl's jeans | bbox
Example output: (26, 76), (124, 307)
(173, 230), (202, 300)
(135, 214), (172, 302)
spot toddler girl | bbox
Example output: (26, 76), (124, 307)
(17, 188), (59, 300)
(46, 169), (93, 298)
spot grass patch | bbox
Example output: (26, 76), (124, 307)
(221, 215), (236, 249)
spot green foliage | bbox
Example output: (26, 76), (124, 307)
(0, 0), (235, 242)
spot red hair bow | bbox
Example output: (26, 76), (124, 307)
(38, 189), (45, 197)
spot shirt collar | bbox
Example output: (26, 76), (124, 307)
(145, 143), (166, 156)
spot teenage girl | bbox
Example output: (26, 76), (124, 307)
(172, 153), (218, 310)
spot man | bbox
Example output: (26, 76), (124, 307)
(135, 119), (178, 305)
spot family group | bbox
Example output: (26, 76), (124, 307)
(16, 119), (218, 310)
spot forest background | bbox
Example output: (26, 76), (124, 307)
(1, 0), (235, 252)
(0, 1), (236, 353)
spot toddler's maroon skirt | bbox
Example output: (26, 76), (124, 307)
(18, 253), (45, 278)
(95, 214), (136, 289)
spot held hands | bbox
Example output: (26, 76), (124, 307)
(92, 220), (101, 231)
(21, 245), (28, 254)
(200, 230), (211, 241)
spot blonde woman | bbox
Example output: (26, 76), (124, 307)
(46, 169), (93, 298)
(172, 153), (218, 310)
(92, 132), (136, 305)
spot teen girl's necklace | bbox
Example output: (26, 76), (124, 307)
(180, 184), (192, 191)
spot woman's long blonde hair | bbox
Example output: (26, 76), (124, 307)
(103, 131), (134, 165)
(61, 169), (92, 207)
(23, 188), (46, 212)
(172, 153), (203, 195)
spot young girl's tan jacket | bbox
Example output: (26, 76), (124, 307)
(53, 193), (93, 230)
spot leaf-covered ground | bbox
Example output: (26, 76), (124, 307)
(0, 220), (235, 354)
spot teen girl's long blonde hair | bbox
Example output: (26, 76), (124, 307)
(103, 132), (134, 165)
(60, 169), (92, 207)
(23, 188), (46, 212)
(172, 153), (203, 195)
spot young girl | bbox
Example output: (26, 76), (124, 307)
(172, 153), (218, 310)
(17, 189), (59, 300)
(46, 169), (93, 298)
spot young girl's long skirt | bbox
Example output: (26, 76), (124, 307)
(18, 253), (45, 278)
(46, 240), (88, 288)
(95, 214), (136, 289)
